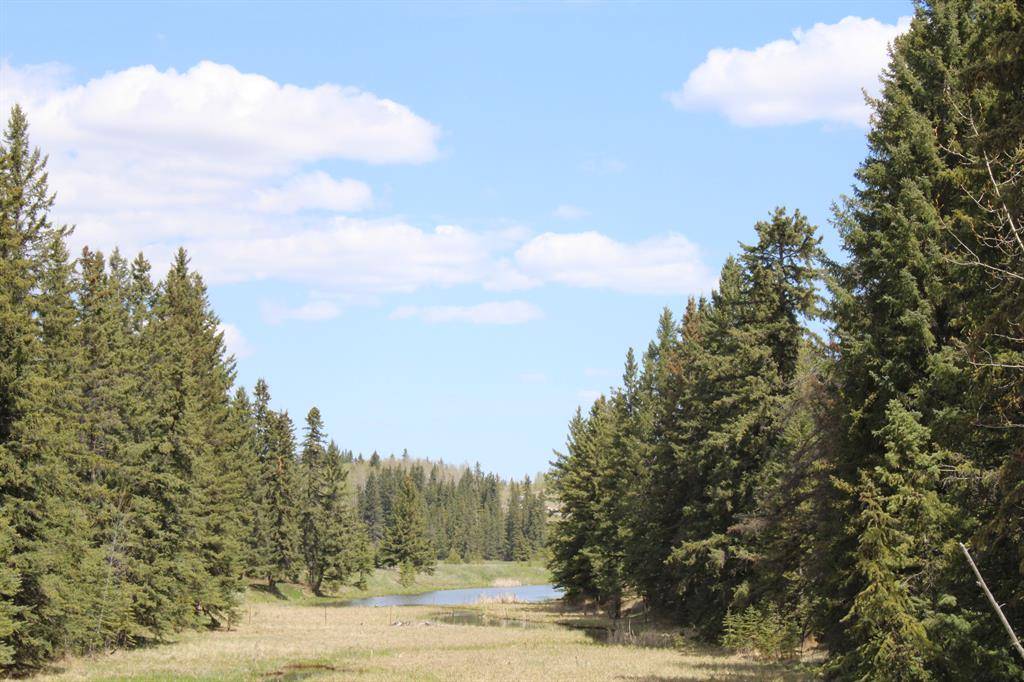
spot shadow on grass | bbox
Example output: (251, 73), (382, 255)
(510, 600), (816, 680)
(249, 581), (290, 601)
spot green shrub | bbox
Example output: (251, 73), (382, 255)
(721, 603), (802, 661)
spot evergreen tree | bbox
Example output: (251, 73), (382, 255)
(360, 469), (385, 552)
(504, 482), (528, 561)
(0, 515), (18, 666)
(380, 474), (435, 585)
(548, 404), (602, 602)
(317, 441), (373, 592)
(298, 410), (372, 594)
(817, 3), (1023, 677)
(260, 409), (301, 588)
(0, 105), (90, 670)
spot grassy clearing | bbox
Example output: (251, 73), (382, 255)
(35, 563), (815, 680)
(246, 561), (551, 605)
(38, 599), (815, 681)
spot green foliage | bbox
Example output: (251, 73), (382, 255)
(380, 474), (436, 581)
(721, 603), (802, 662)
(299, 413), (373, 595)
(547, 3), (1024, 680)
(355, 456), (543, 566)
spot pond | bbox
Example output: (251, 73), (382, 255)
(337, 583), (563, 607)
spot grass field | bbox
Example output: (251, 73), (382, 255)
(246, 560), (552, 605)
(36, 563), (815, 681)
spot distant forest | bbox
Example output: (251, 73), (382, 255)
(351, 453), (546, 565)
(548, 2), (1023, 680)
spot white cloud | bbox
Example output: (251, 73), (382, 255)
(670, 15), (912, 127)
(191, 218), (496, 291)
(513, 231), (714, 294)
(255, 172), (372, 213)
(390, 301), (544, 325)
(0, 60), (715, 309)
(261, 299), (343, 325)
(3, 60), (439, 165)
(0, 59), (438, 255)
(552, 204), (589, 220)
(576, 389), (603, 405)
(217, 322), (253, 358)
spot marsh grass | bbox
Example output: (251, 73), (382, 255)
(38, 578), (817, 681)
(40, 600), (814, 681)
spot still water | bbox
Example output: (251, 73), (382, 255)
(338, 583), (562, 607)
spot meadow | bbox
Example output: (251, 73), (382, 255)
(35, 564), (813, 681)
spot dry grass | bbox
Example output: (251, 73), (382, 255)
(489, 578), (522, 588)
(37, 601), (815, 681)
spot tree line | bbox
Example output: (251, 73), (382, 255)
(0, 105), (541, 674)
(548, 2), (1022, 680)
(356, 455), (546, 567)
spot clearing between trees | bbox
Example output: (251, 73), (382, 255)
(37, 581), (812, 681)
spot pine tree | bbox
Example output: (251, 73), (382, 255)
(626, 307), (687, 610)
(360, 469), (385, 553)
(816, 3), (1021, 677)
(0, 514), (19, 667)
(260, 409), (301, 588)
(504, 482), (528, 561)
(297, 410), (371, 594)
(70, 247), (138, 650)
(299, 407), (328, 591)
(0, 105), (92, 670)
(317, 441), (373, 592)
(548, 404), (602, 602)
(380, 474), (435, 585)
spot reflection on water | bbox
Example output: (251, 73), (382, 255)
(336, 583), (563, 607)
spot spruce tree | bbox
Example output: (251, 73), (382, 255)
(548, 404), (602, 602)
(299, 407), (328, 591)
(260, 409), (301, 588)
(380, 474), (435, 585)
(0, 105), (91, 670)
(817, 3), (1022, 677)
(317, 441), (373, 592)
(0, 515), (18, 667)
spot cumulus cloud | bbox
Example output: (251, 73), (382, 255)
(0, 59), (438, 254)
(3, 60), (439, 165)
(390, 301), (544, 325)
(255, 172), (373, 213)
(552, 204), (589, 220)
(184, 222), (712, 298)
(670, 15), (912, 127)
(513, 231), (714, 294)
(0, 59), (715, 316)
(217, 322), (253, 358)
(191, 218), (495, 291)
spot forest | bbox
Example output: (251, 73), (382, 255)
(0, 101), (543, 672)
(548, 2), (1023, 680)
(1, 0), (1022, 680)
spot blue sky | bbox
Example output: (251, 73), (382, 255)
(1, 0), (912, 477)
